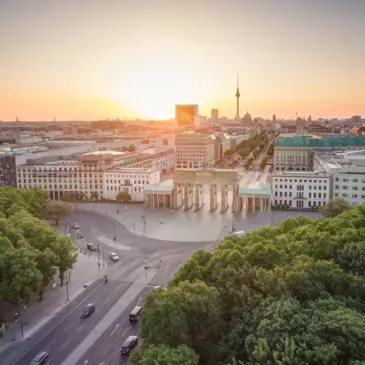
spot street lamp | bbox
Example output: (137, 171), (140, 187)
(15, 302), (26, 338)
(65, 269), (71, 302)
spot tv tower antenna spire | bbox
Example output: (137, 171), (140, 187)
(235, 73), (240, 120)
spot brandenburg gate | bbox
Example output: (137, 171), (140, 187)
(145, 168), (240, 213)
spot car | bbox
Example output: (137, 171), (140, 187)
(73, 223), (80, 229)
(121, 335), (138, 355)
(83, 281), (92, 288)
(129, 306), (142, 322)
(152, 285), (167, 292)
(30, 351), (49, 364)
(109, 252), (119, 261)
(80, 303), (95, 318)
(77, 231), (84, 239)
(86, 243), (96, 251)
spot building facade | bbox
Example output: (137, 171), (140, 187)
(175, 132), (215, 169)
(16, 149), (168, 201)
(272, 171), (330, 209)
(0, 154), (17, 187)
(104, 168), (160, 201)
(274, 135), (365, 172)
(175, 105), (199, 128)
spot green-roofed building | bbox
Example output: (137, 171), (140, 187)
(274, 135), (365, 172)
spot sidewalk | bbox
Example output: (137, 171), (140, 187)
(0, 251), (106, 354)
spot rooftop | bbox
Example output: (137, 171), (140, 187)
(276, 135), (365, 148)
(239, 182), (271, 196)
(143, 179), (173, 193)
(108, 168), (158, 173)
(273, 171), (328, 177)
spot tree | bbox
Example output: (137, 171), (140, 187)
(320, 198), (351, 217)
(140, 281), (222, 363)
(43, 200), (72, 225)
(51, 236), (77, 285)
(137, 203), (365, 365)
(116, 191), (131, 202)
(0, 247), (42, 304)
(0, 186), (78, 307)
(130, 344), (199, 365)
(90, 191), (99, 202)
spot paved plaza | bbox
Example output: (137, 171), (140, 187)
(74, 199), (321, 242)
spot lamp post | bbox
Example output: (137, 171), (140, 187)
(65, 269), (70, 302)
(97, 245), (101, 274)
(15, 302), (26, 338)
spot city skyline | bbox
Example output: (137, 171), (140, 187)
(1, 0), (364, 121)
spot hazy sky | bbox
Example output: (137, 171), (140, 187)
(1, 0), (364, 121)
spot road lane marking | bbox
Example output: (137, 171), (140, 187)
(61, 269), (157, 365)
(109, 324), (120, 336)
(12, 279), (106, 365)
(60, 340), (70, 350)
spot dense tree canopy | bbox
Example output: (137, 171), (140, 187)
(135, 204), (365, 364)
(0, 187), (76, 304)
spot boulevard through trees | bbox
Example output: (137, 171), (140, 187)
(131, 203), (365, 365)
(0, 187), (75, 305)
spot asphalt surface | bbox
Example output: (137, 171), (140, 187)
(76, 287), (151, 365)
(1, 210), (213, 365)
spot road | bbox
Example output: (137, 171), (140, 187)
(76, 288), (150, 365)
(1, 210), (213, 365)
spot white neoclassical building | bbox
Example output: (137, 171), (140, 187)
(103, 168), (160, 201)
(272, 171), (330, 209)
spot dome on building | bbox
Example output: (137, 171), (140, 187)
(242, 111), (253, 125)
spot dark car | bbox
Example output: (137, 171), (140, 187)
(80, 303), (95, 318)
(86, 243), (96, 251)
(121, 335), (138, 355)
(129, 306), (142, 322)
(30, 351), (49, 364)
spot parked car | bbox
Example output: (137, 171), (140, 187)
(80, 303), (95, 318)
(30, 351), (49, 364)
(109, 252), (119, 261)
(129, 306), (142, 322)
(152, 285), (167, 292)
(86, 243), (96, 251)
(121, 335), (138, 355)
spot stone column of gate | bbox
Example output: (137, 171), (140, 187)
(220, 184), (228, 213)
(194, 183), (201, 211)
(231, 182), (238, 212)
(184, 183), (190, 210)
(209, 183), (218, 211)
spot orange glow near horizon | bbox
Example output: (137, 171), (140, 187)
(1, 1), (364, 121)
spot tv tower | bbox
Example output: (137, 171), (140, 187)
(235, 73), (240, 120)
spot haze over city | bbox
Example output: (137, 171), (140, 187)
(1, 0), (365, 121)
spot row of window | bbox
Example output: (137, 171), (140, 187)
(107, 186), (142, 192)
(274, 191), (327, 199)
(274, 178), (326, 183)
(335, 177), (365, 184)
(274, 200), (326, 207)
(334, 193), (365, 199)
(334, 186), (365, 191)
(106, 179), (149, 185)
(274, 184), (327, 191)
